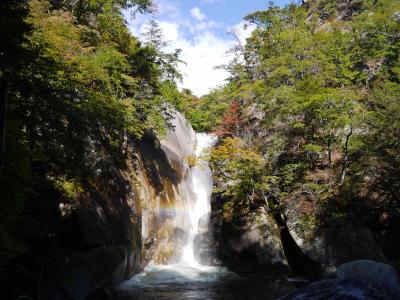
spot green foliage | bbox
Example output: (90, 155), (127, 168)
(0, 0), (185, 264)
(186, 87), (231, 132)
(54, 177), (84, 200)
(205, 0), (400, 227)
(282, 163), (307, 188)
(208, 137), (270, 198)
(143, 20), (184, 82)
(297, 214), (318, 239)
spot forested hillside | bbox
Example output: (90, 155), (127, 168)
(193, 0), (400, 271)
(0, 0), (184, 265)
(1, 0), (400, 299)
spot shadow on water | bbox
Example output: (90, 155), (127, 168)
(113, 265), (293, 300)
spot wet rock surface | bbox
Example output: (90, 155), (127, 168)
(193, 213), (219, 266)
(194, 231), (218, 266)
(146, 225), (190, 265)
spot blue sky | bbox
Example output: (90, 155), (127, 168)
(165, 0), (298, 35)
(127, 0), (297, 96)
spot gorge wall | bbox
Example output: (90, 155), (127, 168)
(136, 111), (197, 265)
(0, 111), (199, 300)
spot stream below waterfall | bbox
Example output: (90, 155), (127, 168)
(114, 264), (291, 300)
(113, 133), (292, 300)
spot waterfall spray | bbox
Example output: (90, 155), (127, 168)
(180, 133), (216, 267)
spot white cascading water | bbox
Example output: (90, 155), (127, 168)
(117, 132), (237, 299)
(180, 133), (216, 267)
(116, 131), (278, 299)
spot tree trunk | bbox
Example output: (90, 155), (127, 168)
(327, 136), (332, 167)
(340, 126), (353, 185)
(0, 78), (8, 170)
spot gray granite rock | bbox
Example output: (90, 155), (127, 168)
(279, 278), (386, 300)
(337, 260), (400, 298)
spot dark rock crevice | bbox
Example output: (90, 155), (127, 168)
(210, 191), (324, 280)
(274, 212), (323, 280)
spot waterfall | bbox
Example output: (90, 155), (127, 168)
(117, 130), (244, 299)
(180, 133), (216, 267)
(141, 110), (217, 266)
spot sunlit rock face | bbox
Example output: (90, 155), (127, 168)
(160, 111), (197, 231)
(133, 111), (197, 265)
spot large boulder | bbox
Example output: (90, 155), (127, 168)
(280, 260), (400, 300)
(284, 193), (386, 276)
(211, 193), (290, 276)
(337, 260), (400, 299)
(194, 231), (219, 266)
(279, 278), (385, 300)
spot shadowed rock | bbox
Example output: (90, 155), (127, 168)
(337, 260), (400, 299)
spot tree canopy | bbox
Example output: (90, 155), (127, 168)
(0, 0), (185, 264)
(203, 0), (400, 244)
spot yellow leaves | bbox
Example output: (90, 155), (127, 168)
(29, 1), (85, 64)
(209, 137), (265, 171)
(53, 177), (84, 201)
(304, 144), (323, 152)
(209, 138), (279, 199)
(186, 155), (197, 167)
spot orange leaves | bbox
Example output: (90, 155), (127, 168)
(213, 100), (243, 137)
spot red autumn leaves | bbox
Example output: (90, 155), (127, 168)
(213, 100), (243, 137)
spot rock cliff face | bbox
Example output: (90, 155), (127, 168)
(210, 193), (290, 276)
(210, 189), (389, 280)
(209, 144), (388, 280)
(283, 193), (386, 276)
(1, 158), (144, 300)
(0, 111), (198, 300)
(136, 111), (197, 265)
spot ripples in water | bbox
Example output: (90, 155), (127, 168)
(114, 264), (294, 300)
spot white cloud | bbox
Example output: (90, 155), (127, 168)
(190, 7), (206, 21)
(158, 21), (180, 41)
(229, 21), (256, 45)
(174, 32), (234, 96)
(154, 0), (180, 18)
(126, 0), (256, 96)
(189, 20), (222, 34)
